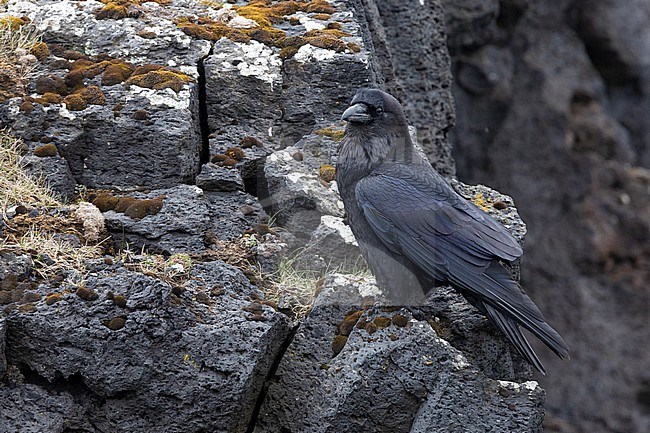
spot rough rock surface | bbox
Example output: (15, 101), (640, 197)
(359, 0), (457, 176)
(2, 260), (291, 433)
(263, 132), (344, 239)
(0, 0), (573, 432)
(103, 184), (266, 253)
(444, 0), (650, 431)
(256, 274), (544, 433)
(0, 316), (5, 380)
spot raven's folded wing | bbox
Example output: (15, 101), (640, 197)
(355, 165), (569, 368)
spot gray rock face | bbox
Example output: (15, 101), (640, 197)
(445, 1), (650, 431)
(263, 133), (344, 239)
(4, 260), (291, 433)
(2, 0), (210, 190)
(0, 317), (5, 380)
(103, 184), (266, 253)
(204, 38), (283, 140)
(358, 0), (456, 175)
(20, 153), (77, 201)
(0, 0), (560, 431)
(256, 274), (544, 433)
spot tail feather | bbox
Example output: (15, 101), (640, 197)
(483, 262), (570, 361)
(483, 303), (547, 374)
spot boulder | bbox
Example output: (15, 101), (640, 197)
(255, 273), (545, 433)
(102, 184), (266, 253)
(4, 260), (292, 433)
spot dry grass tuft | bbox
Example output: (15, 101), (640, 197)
(0, 20), (42, 96)
(4, 229), (104, 284)
(0, 130), (61, 214)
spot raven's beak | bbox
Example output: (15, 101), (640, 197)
(341, 103), (371, 123)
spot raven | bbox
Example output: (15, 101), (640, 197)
(336, 88), (569, 374)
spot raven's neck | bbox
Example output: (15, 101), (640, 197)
(337, 125), (423, 184)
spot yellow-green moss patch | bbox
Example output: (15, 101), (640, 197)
(125, 68), (192, 93)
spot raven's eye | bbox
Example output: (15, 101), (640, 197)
(376, 107), (383, 115)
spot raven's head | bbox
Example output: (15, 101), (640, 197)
(341, 88), (407, 127)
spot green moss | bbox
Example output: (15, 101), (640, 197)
(92, 193), (119, 212)
(306, 0), (336, 14)
(45, 292), (63, 305)
(17, 303), (37, 314)
(338, 309), (363, 336)
(63, 94), (87, 111)
(125, 68), (191, 93)
(240, 136), (262, 148)
(19, 101), (35, 113)
(225, 147), (246, 161)
(96, 3), (129, 20)
(347, 42), (361, 53)
(279, 45), (299, 60)
(315, 126), (345, 141)
(64, 69), (85, 90)
(391, 314), (408, 327)
(104, 316), (127, 330)
(131, 109), (148, 120)
(312, 13), (331, 20)
(35, 75), (67, 95)
(22, 292), (42, 303)
(34, 143), (58, 158)
(0, 291), (12, 305)
(102, 61), (134, 85)
(123, 197), (164, 220)
(364, 321), (378, 335)
(76, 285), (99, 301)
(373, 316), (391, 329)
(30, 41), (50, 61)
(211, 153), (228, 164)
(113, 294), (127, 308)
(319, 164), (336, 182)
(0, 16), (29, 30)
(39, 92), (63, 104)
(79, 85), (106, 105)
(332, 334), (347, 356)
(235, 0), (302, 28)
(114, 196), (137, 213)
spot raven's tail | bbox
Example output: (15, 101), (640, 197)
(480, 262), (570, 375)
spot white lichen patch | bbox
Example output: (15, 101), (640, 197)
(291, 12), (326, 31)
(212, 40), (281, 85)
(293, 44), (337, 63)
(496, 379), (540, 392)
(128, 86), (191, 110)
(320, 215), (357, 245)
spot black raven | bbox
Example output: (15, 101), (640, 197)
(336, 88), (569, 374)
